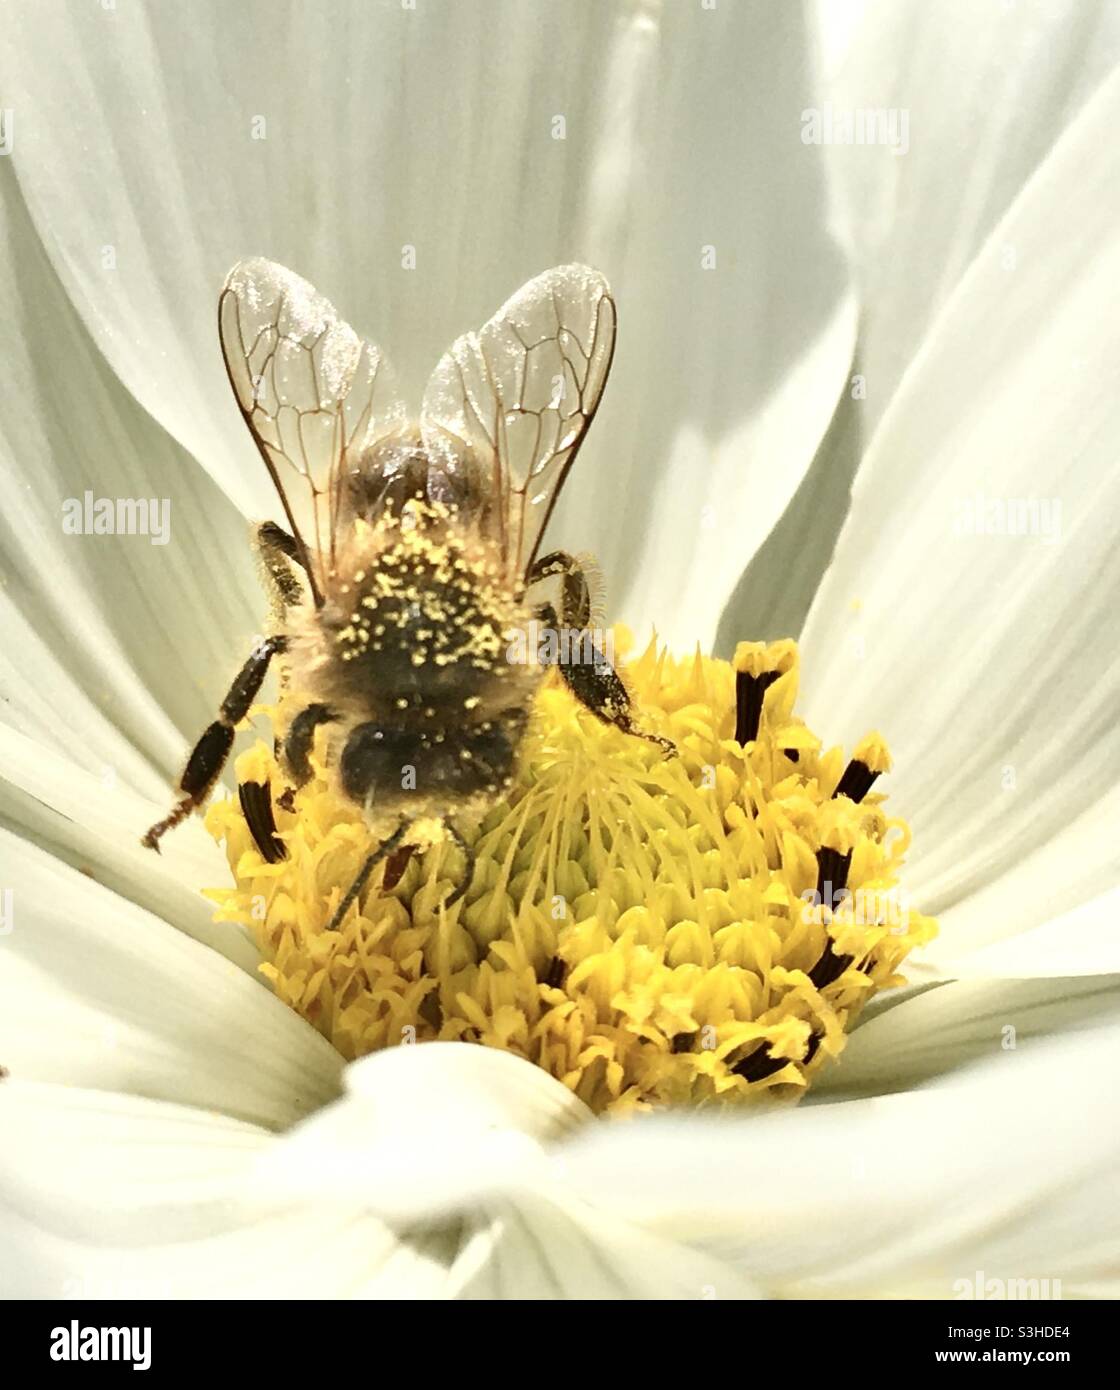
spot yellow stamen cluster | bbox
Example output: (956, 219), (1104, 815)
(205, 635), (936, 1114)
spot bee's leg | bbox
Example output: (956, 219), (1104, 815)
(237, 704), (341, 860)
(524, 550), (593, 628)
(326, 819), (413, 932)
(527, 551), (675, 756)
(141, 635), (287, 851)
(238, 780), (287, 864)
(233, 523), (311, 858)
(282, 703), (337, 788)
(254, 520), (306, 613)
(440, 821), (475, 907)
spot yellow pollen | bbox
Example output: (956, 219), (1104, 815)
(205, 633), (936, 1115)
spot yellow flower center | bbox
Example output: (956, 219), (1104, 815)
(205, 633), (936, 1115)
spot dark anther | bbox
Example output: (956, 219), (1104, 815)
(733, 1031), (824, 1083)
(833, 758), (879, 804)
(810, 846), (855, 987)
(784, 748), (800, 763)
(732, 1046), (789, 1083)
(809, 940), (854, 989)
(543, 956), (566, 990)
(816, 845), (852, 898)
(734, 670), (781, 745)
(238, 780), (287, 864)
(671, 1031), (695, 1054)
(381, 843), (415, 891)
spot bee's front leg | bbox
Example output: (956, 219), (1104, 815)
(527, 550), (674, 756)
(142, 635), (287, 850)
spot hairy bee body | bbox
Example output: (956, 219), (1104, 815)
(143, 259), (654, 916)
(282, 437), (540, 835)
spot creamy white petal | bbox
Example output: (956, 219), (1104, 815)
(800, 67), (1120, 968)
(0, 1054), (754, 1300)
(0, 0), (633, 514)
(0, 1081), (454, 1299)
(909, 787), (1120, 979)
(812, 974), (1120, 1100)
(255, 1043), (757, 1298)
(0, 0), (854, 647)
(720, 1), (1120, 644)
(810, 0), (1120, 437)
(0, 831), (340, 1126)
(251, 1043), (591, 1221)
(448, 1192), (757, 1301)
(0, 164), (259, 784)
(547, 0), (858, 646)
(561, 1023), (1120, 1297)
(0, 724), (251, 967)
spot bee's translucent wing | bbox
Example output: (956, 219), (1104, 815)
(420, 264), (616, 582)
(219, 258), (406, 600)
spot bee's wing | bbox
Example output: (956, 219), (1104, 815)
(419, 265), (616, 583)
(219, 258), (406, 602)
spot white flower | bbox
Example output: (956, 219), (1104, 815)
(1, 0), (1118, 1298)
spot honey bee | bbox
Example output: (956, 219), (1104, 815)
(143, 259), (670, 928)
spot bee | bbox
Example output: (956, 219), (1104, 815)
(143, 259), (670, 929)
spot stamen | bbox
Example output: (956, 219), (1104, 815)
(735, 671), (777, 745)
(833, 733), (893, 804)
(205, 635), (935, 1113)
(732, 639), (797, 745)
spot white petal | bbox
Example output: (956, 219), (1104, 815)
(448, 1192), (757, 1301)
(810, 0), (1120, 438)
(0, 725), (253, 967)
(256, 1042), (757, 1298)
(0, 831), (341, 1127)
(0, 166), (259, 782)
(801, 68), (1120, 965)
(1, 1056), (754, 1300)
(719, 1), (1120, 643)
(0, 0), (648, 515)
(0, 1), (854, 648)
(812, 974), (1120, 1100)
(253, 1043), (591, 1222)
(561, 1024), (1120, 1297)
(551, 0), (857, 647)
(910, 788), (1120, 979)
(0, 1081), (454, 1299)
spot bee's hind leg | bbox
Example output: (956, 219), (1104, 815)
(226, 522), (310, 858)
(526, 550), (675, 757)
(254, 521), (307, 613)
(142, 635), (287, 850)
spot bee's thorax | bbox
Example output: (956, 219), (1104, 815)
(289, 501), (537, 726)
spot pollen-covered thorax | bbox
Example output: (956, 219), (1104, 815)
(306, 500), (527, 712)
